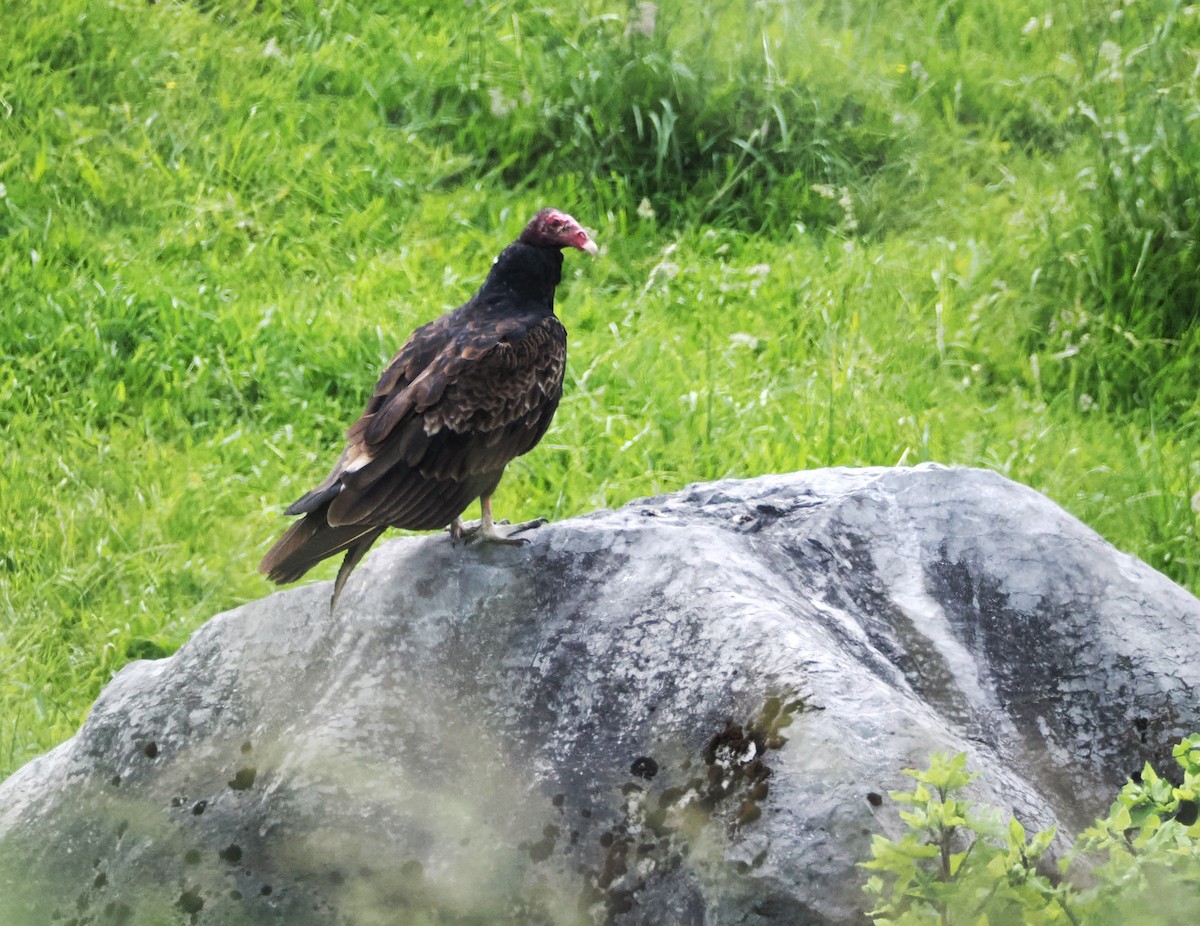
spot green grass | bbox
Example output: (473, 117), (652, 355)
(0, 0), (1198, 777)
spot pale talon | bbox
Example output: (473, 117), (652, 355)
(452, 500), (546, 547)
(465, 531), (528, 547)
(508, 517), (548, 536)
(448, 517), (470, 546)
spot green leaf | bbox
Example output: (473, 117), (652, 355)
(1127, 804), (1160, 829)
(1028, 825), (1056, 857)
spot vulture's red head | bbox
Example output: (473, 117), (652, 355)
(519, 208), (599, 256)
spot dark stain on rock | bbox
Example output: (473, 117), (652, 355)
(184, 849), (201, 866)
(400, 859), (423, 883)
(240, 740), (253, 754)
(698, 695), (800, 832)
(737, 498), (818, 533)
(570, 692), (805, 923)
(522, 824), (560, 863)
(413, 575), (439, 597)
(735, 802), (762, 826)
(228, 767), (257, 791)
(177, 889), (203, 915)
(597, 838), (628, 889)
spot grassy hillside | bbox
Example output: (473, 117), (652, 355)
(1, 0), (1197, 776)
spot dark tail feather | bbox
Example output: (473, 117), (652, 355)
(259, 510), (386, 603)
(284, 484), (339, 517)
(330, 527), (386, 613)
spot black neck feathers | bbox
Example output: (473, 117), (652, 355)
(475, 242), (564, 315)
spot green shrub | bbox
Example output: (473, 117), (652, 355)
(864, 735), (1200, 925)
(862, 752), (1072, 925)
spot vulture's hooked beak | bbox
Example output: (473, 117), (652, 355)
(574, 231), (599, 257)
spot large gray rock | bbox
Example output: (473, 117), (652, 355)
(2, 465), (1199, 926)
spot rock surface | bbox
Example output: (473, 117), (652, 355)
(2, 465), (1200, 926)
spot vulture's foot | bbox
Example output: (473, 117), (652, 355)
(450, 517), (546, 546)
(450, 502), (547, 547)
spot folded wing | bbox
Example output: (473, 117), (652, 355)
(258, 313), (566, 585)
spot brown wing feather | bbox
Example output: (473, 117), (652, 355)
(345, 311), (459, 445)
(324, 316), (566, 527)
(283, 313), (455, 517)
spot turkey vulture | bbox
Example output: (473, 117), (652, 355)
(259, 208), (597, 608)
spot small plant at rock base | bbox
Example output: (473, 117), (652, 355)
(1064, 733), (1200, 926)
(864, 738), (1200, 925)
(862, 752), (1071, 925)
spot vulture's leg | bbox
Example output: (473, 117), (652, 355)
(453, 496), (545, 546)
